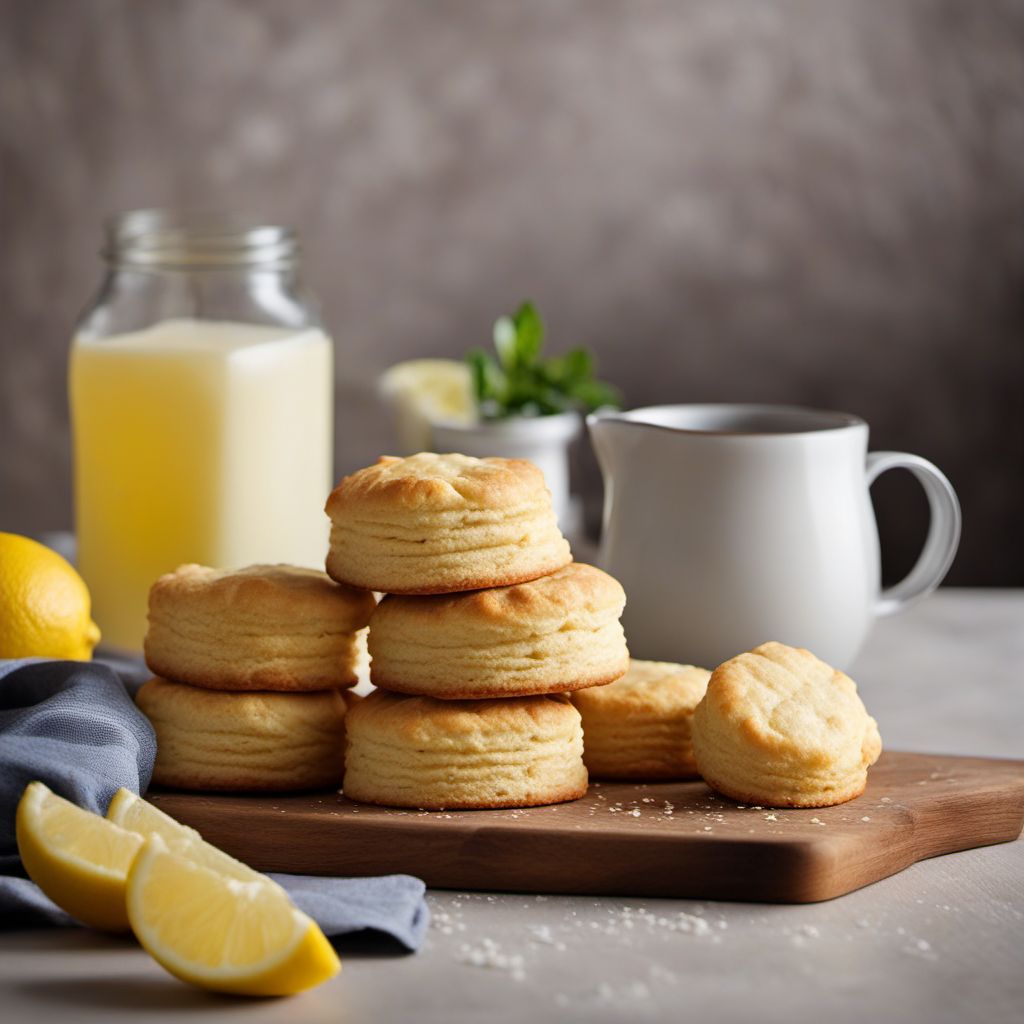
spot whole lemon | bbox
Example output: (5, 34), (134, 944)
(0, 532), (101, 660)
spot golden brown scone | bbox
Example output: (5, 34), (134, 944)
(343, 689), (587, 809)
(368, 563), (628, 699)
(324, 453), (572, 594)
(572, 660), (711, 779)
(144, 564), (375, 691)
(136, 678), (355, 792)
(690, 641), (882, 808)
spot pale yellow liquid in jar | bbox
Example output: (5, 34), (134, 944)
(69, 318), (333, 651)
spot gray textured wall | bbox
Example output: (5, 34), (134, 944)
(1, 0), (1022, 584)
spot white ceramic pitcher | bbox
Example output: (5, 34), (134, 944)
(588, 404), (961, 669)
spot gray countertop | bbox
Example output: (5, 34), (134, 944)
(2, 588), (1022, 1023)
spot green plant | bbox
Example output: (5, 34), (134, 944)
(465, 302), (620, 419)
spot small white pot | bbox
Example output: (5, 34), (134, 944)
(431, 412), (581, 532)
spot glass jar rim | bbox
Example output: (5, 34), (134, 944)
(103, 208), (299, 268)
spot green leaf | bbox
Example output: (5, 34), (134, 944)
(512, 302), (544, 365)
(561, 348), (592, 382)
(567, 377), (621, 411)
(465, 349), (506, 406)
(492, 316), (517, 371)
(542, 348), (592, 388)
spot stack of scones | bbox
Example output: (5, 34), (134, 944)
(327, 453), (631, 809)
(137, 564), (374, 791)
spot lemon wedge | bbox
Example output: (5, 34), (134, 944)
(106, 787), (200, 845)
(106, 787), (265, 883)
(379, 358), (476, 451)
(16, 780), (142, 931)
(127, 836), (340, 996)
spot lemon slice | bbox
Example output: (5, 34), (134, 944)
(16, 780), (143, 931)
(379, 358), (476, 451)
(106, 788), (267, 884)
(127, 836), (340, 996)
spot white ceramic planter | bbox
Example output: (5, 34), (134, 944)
(431, 412), (581, 532)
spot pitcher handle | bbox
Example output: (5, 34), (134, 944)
(866, 451), (961, 617)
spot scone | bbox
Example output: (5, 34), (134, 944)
(572, 660), (711, 779)
(324, 453), (572, 594)
(144, 564), (375, 691)
(368, 563), (628, 699)
(136, 678), (354, 792)
(343, 689), (588, 809)
(690, 641), (882, 808)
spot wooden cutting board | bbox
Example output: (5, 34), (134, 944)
(149, 751), (1024, 903)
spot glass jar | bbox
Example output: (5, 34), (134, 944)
(69, 209), (334, 651)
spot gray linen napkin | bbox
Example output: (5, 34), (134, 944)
(0, 658), (428, 949)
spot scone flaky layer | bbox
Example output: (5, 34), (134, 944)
(343, 689), (587, 809)
(136, 678), (354, 792)
(573, 660), (710, 779)
(325, 453), (571, 593)
(368, 563), (628, 698)
(144, 563), (375, 691)
(691, 641), (882, 808)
